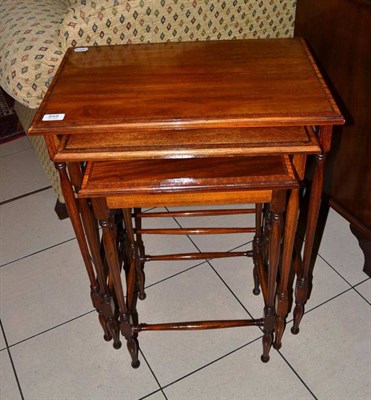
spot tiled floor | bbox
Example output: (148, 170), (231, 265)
(1, 137), (370, 400)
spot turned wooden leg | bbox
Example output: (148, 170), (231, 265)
(292, 153), (326, 335)
(261, 191), (285, 363)
(68, 163), (121, 345)
(55, 163), (96, 286)
(92, 199), (139, 367)
(274, 189), (299, 349)
(122, 209), (142, 311)
(90, 288), (111, 342)
(55, 163), (112, 339)
(253, 204), (263, 295)
(263, 205), (272, 269)
(133, 208), (146, 300)
(274, 155), (306, 349)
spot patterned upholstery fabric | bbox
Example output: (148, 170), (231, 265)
(60, 0), (296, 49)
(0, 0), (68, 109)
(0, 0), (296, 206)
(13, 101), (64, 203)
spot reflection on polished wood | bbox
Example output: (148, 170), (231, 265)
(29, 38), (343, 137)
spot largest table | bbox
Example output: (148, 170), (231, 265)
(29, 38), (344, 344)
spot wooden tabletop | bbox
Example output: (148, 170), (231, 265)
(29, 38), (344, 136)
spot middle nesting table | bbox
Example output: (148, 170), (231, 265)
(49, 125), (320, 367)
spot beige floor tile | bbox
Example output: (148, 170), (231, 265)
(0, 148), (50, 202)
(293, 255), (350, 311)
(10, 312), (159, 400)
(355, 279), (371, 303)
(0, 330), (6, 351)
(0, 351), (22, 400)
(0, 239), (93, 346)
(209, 243), (269, 319)
(144, 391), (167, 400)
(137, 263), (261, 386)
(281, 290), (371, 400)
(0, 136), (32, 158)
(0, 188), (74, 265)
(210, 244), (351, 321)
(318, 209), (366, 285)
(163, 339), (313, 400)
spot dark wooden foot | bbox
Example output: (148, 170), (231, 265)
(261, 332), (272, 362)
(90, 287), (117, 344)
(113, 340), (122, 350)
(54, 199), (69, 220)
(252, 261), (260, 295)
(138, 291), (146, 300)
(127, 337), (140, 368)
(261, 306), (275, 363)
(292, 277), (308, 335)
(103, 333), (112, 342)
(98, 314), (112, 342)
(350, 224), (371, 278)
(273, 291), (289, 350)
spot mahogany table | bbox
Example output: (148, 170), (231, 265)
(29, 38), (344, 350)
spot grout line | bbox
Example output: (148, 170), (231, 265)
(315, 252), (356, 288)
(138, 349), (169, 400)
(144, 259), (209, 289)
(138, 390), (167, 400)
(277, 350), (318, 400)
(206, 257), (257, 321)
(0, 185), (52, 205)
(352, 278), (371, 306)
(0, 319), (25, 400)
(295, 230), (360, 294)
(0, 236), (77, 269)
(7, 310), (95, 349)
(160, 335), (262, 392)
(300, 286), (354, 317)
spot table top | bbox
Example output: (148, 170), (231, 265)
(29, 38), (344, 137)
(79, 155), (298, 198)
